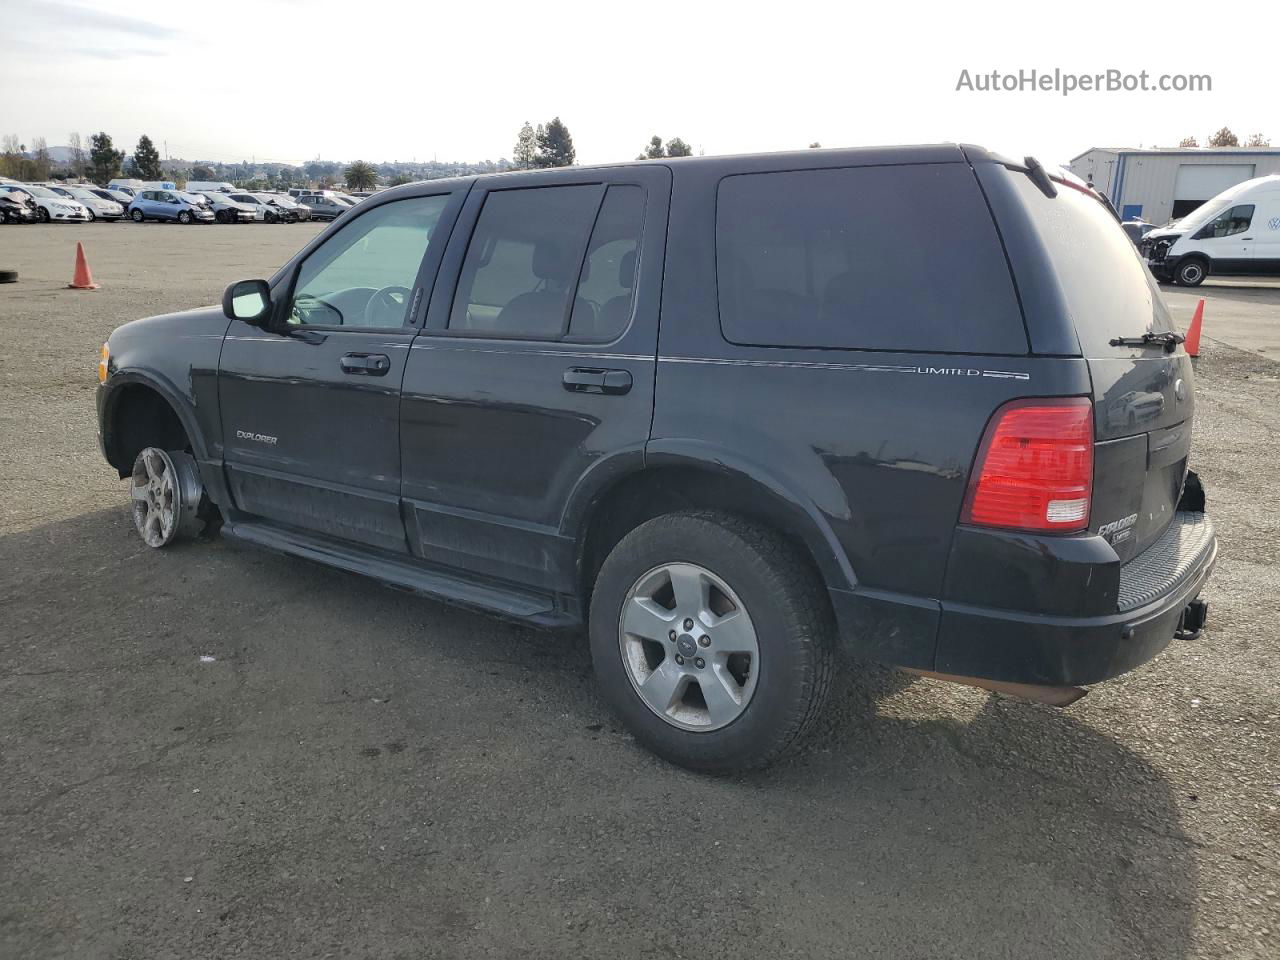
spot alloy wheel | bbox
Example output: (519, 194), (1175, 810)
(130, 448), (181, 548)
(618, 562), (760, 731)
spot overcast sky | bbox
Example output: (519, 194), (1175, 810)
(4, 0), (1275, 168)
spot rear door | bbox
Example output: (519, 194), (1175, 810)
(217, 189), (463, 552)
(995, 172), (1195, 561)
(398, 166), (670, 593)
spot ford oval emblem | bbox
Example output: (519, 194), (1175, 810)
(1174, 378), (1187, 402)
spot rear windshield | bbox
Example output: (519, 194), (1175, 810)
(716, 164), (1028, 354)
(1007, 175), (1176, 354)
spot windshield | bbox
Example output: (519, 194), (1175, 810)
(25, 186), (57, 198)
(68, 188), (99, 200)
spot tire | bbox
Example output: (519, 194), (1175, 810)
(589, 510), (836, 772)
(129, 448), (212, 548)
(177, 210), (193, 225)
(38, 206), (51, 223)
(1175, 258), (1207, 286)
(215, 209), (230, 224)
(131, 208), (144, 223)
(86, 209), (96, 222)
(0, 269), (18, 283)
(265, 211), (277, 223)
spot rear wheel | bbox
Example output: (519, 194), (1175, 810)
(589, 511), (836, 772)
(130, 208), (144, 223)
(1175, 258), (1207, 286)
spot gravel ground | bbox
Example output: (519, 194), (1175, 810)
(0, 223), (1277, 960)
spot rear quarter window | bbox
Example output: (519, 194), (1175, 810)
(1005, 174), (1175, 355)
(716, 164), (1028, 354)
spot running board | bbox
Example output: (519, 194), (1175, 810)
(222, 520), (570, 625)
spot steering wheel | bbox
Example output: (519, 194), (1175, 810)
(363, 285), (412, 326)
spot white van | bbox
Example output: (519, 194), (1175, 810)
(1141, 174), (1280, 285)
(185, 180), (236, 194)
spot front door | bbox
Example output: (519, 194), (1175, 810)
(218, 190), (462, 553)
(399, 167), (670, 593)
(1194, 202), (1254, 274)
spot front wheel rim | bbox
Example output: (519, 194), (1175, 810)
(130, 448), (180, 547)
(618, 562), (760, 732)
(1182, 263), (1203, 283)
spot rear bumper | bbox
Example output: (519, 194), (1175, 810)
(831, 511), (1217, 687)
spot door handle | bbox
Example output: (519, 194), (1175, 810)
(563, 367), (632, 395)
(341, 353), (390, 376)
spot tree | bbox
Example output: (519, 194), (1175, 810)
(637, 135), (665, 160)
(89, 132), (124, 184)
(389, 173), (414, 186)
(190, 164), (215, 180)
(344, 160), (377, 190)
(513, 121), (537, 169)
(535, 117), (575, 167)
(664, 137), (692, 157)
(1245, 132), (1271, 147)
(0, 134), (19, 178)
(131, 134), (163, 179)
(1207, 127), (1239, 147)
(1178, 135), (1198, 148)
(68, 132), (86, 177)
(31, 137), (51, 180)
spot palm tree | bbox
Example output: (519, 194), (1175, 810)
(344, 160), (377, 191)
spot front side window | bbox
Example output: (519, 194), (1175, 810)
(1199, 204), (1254, 239)
(289, 195), (449, 328)
(449, 185), (602, 339)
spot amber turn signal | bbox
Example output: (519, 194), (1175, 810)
(98, 343), (109, 384)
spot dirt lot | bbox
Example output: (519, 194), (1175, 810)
(1, 222), (1277, 960)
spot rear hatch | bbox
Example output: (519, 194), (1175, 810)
(996, 168), (1194, 563)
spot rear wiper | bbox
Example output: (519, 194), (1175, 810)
(1109, 331), (1185, 352)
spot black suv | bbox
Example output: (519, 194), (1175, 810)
(97, 145), (1216, 771)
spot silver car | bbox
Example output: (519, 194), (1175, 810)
(51, 186), (126, 221)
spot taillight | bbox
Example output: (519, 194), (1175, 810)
(961, 397), (1093, 533)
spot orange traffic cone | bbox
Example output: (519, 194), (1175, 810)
(1184, 298), (1204, 358)
(67, 242), (98, 290)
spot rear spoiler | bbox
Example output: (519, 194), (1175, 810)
(959, 143), (1123, 221)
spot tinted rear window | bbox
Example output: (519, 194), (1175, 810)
(1006, 175), (1176, 354)
(716, 164), (1027, 354)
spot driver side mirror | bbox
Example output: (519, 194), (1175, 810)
(223, 279), (272, 326)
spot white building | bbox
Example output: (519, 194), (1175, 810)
(1068, 146), (1280, 224)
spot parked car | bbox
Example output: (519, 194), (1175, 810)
(0, 190), (39, 223)
(1121, 218), (1156, 244)
(96, 145), (1216, 771)
(1141, 174), (1280, 285)
(50, 186), (126, 221)
(107, 178), (144, 194)
(227, 193), (307, 222)
(261, 193), (312, 221)
(1, 184), (90, 222)
(195, 191), (256, 223)
(298, 194), (347, 221)
(88, 187), (134, 206)
(127, 189), (216, 224)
